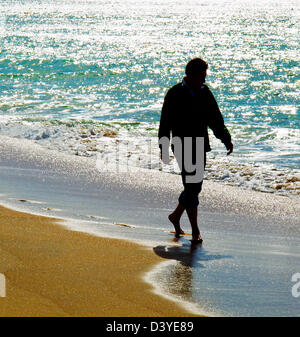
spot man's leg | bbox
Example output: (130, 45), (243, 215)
(180, 180), (203, 242)
(170, 147), (206, 241)
(168, 203), (185, 236)
(186, 207), (202, 242)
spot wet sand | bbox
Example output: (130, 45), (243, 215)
(0, 206), (198, 317)
(0, 136), (299, 316)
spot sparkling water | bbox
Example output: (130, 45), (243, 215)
(0, 0), (299, 194)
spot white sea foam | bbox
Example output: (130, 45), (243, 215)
(0, 118), (299, 199)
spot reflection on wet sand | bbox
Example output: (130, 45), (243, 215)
(153, 239), (232, 302)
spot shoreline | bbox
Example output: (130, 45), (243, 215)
(0, 134), (299, 222)
(1, 123), (299, 198)
(0, 205), (200, 317)
(0, 135), (299, 316)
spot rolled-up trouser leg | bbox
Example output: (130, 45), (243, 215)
(178, 180), (203, 208)
(178, 152), (206, 208)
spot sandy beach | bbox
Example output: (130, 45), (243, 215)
(0, 205), (198, 317)
(0, 136), (299, 316)
(0, 0), (299, 318)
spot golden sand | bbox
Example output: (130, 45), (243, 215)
(0, 206), (198, 317)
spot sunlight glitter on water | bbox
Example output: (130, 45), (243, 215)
(0, 0), (299, 189)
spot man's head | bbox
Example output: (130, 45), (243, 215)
(185, 58), (208, 89)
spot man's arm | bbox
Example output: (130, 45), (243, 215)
(206, 89), (233, 155)
(158, 90), (172, 154)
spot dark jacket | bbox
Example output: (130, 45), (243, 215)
(158, 82), (231, 152)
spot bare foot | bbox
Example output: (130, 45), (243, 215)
(168, 213), (185, 237)
(191, 234), (203, 244)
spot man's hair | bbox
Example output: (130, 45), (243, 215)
(185, 58), (208, 77)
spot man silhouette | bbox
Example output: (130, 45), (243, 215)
(158, 58), (233, 244)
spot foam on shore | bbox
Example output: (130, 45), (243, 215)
(0, 118), (299, 199)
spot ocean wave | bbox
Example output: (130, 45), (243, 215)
(0, 117), (299, 199)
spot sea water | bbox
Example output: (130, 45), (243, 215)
(1, 0), (300, 317)
(0, 0), (299, 196)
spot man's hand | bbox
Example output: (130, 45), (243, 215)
(226, 142), (233, 155)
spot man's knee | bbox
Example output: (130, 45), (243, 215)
(178, 191), (199, 208)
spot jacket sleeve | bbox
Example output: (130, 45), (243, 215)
(206, 89), (232, 149)
(158, 90), (172, 149)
